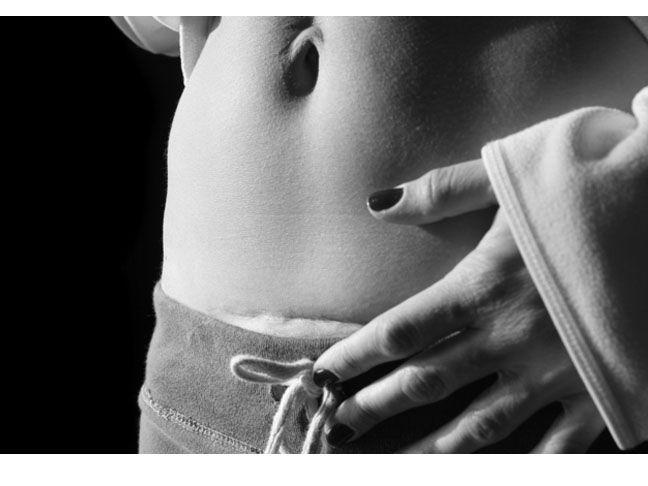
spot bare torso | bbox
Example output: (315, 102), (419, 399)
(161, 17), (648, 324)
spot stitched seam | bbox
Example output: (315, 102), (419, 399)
(140, 387), (262, 453)
(483, 142), (635, 448)
(140, 413), (195, 453)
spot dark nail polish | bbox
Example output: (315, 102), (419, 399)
(326, 424), (354, 447)
(368, 188), (403, 212)
(313, 369), (339, 388)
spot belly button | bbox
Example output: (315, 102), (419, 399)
(284, 27), (321, 97)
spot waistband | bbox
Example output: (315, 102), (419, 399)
(140, 284), (561, 453)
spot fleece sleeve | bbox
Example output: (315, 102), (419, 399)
(482, 87), (648, 449)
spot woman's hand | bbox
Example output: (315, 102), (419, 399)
(313, 159), (605, 453)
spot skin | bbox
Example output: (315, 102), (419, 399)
(315, 160), (606, 452)
(162, 17), (648, 325)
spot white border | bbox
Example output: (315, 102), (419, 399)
(0, 1), (647, 15)
(1, 454), (647, 486)
(0, 6), (644, 486)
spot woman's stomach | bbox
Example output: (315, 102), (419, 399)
(161, 16), (648, 324)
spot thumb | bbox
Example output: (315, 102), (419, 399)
(367, 159), (496, 225)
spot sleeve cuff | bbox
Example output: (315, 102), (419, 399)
(482, 139), (643, 449)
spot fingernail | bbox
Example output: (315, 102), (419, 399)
(313, 369), (339, 388)
(367, 188), (403, 212)
(326, 424), (355, 447)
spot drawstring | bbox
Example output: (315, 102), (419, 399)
(230, 355), (339, 454)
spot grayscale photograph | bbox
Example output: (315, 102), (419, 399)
(1, 12), (646, 467)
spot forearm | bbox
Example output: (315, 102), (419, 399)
(482, 86), (648, 449)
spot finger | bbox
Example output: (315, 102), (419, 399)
(326, 330), (498, 446)
(313, 269), (474, 387)
(402, 375), (544, 453)
(532, 394), (605, 454)
(367, 159), (496, 225)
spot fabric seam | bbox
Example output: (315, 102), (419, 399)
(140, 387), (262, 454)
(140, 413), (195, 453)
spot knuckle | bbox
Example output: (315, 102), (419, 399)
(462, 247), (517, 296)
(467, 410), (509, 445)
(376, 317), (422, 357)
(470, 265), (509, 307)
(350, 398), (384, 428)
(424, 169), (452, 213)
(446, 295), (473, 324)
(481, 272), (509, 303)
(513, 383), (535, 405)
(432, 276), (474, 324)
(441, 271), (482, 321)
(501, 373), (536, 404)
(336, 347), (366, 377)
(399, 366), (448, 404)
(545, 434), (591, 454)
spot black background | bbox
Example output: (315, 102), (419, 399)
(0, 16), (645, 454)
(1, 17), (181, 452)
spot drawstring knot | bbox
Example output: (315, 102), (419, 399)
(230, 355), (339, 454)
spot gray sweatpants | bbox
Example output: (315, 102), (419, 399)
(139, 284), (564, 453)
